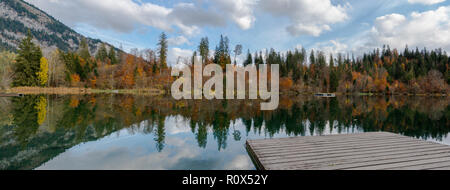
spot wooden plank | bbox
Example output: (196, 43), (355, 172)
(254, 141), (435, 158)
(248, 132), (397, 145)
(249, 132), (398, 145)
(252, 139), (425, 156)
(246, 132), (450, 170)
(388, 161), (450, 170)
(278, 150), (450, 170)
(249, 135), (413, 150)
(261, 145), (450, 166)
(344, 157), (450, 170)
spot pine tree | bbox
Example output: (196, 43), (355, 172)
(108, 47), (118, 65)
(13, 32), (43, 87)
(310, 50), (316, 65)
(96, 44), (108, 62)
(243, 49), (252, 67)
(198, 37), (209, 63)
(329, 55), (338, 92)
(214, 35), (231, 68)
(158, 32), (168, 69)
(78, 38), (91, 60)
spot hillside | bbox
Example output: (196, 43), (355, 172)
(0, 0), (113, 54)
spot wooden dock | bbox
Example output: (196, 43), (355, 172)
(246, 132), (450, 170)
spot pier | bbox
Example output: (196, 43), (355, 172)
(246, 132), (450, 170)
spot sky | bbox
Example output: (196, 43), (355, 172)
(25, 0), (450, 65)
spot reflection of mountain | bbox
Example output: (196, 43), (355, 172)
(0, 95), (449, 169)
(0, 124), (106, 170)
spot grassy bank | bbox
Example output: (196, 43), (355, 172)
(5, 87), (165, 96)
(2, 87), (448, 97)
(284, 91), (449, 97)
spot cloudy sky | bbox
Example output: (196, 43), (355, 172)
(25, 0), (450, 64)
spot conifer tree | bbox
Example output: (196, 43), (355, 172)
(78, 38), (91, 60)
(13, 32), (43, 87)
(96, 44), (108, 62)
(198, 37), (209, 63)
(243, 49), (252, 67)
(108, 47), (118, 65)
(158, 32), (168, 69)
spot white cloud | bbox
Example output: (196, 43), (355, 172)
(366, 6), (450, 52)
(225, 155), (253, 170)
(213, 0), (257, 30)
(259, 0), (349, 36)
(25, 0), (229, 35)
(313, 40), (349, 57)
(26, 0), (172, 32)
(25, 0), (354, 38)
(169, 2), (226, 35)
(168, 48), (193, 66)
(167, 36), (190, 46)
(408, 0), (446, 5)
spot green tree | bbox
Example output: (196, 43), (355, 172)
(78, 38), (91, 60)
(198, 37), (209, 63)
(13, 32), (43, 87)
(243, 49), (252, 67)
(214, 35), (231, 68)
(158, 32), (168, 69)
(95, 44), (108, 62)
(108, 47), (118, 65)
(329, 55), (338, 92)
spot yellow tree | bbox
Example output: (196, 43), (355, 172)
(37, 57), (49, 86)
(35, 96), (47, 125)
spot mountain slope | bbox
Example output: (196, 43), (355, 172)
(0, 0), (112, 54)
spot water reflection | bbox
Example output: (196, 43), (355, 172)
(0, 95), (449, 170)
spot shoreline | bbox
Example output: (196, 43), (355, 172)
(1, 87), (448, 97)
(3, 87), (165, 96)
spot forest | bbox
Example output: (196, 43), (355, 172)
(0, 32), (449, 95)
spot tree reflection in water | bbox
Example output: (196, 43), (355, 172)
(0, 95), (448, 169)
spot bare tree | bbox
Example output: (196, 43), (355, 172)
(233, 44), (243, 65)
(0, 51), (16, 90)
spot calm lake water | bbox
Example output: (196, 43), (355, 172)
(0, 95), (449, 170)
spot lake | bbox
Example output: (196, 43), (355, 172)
(0, 95), (449, 170)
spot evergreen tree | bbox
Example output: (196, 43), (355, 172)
(78, 38), (91, 60)
(158, 32), (168, 69)
(329, 55), (338, 92)
(198, 37), (209, 63)
(95, 44), (108, 62)
(13, 32), (43, 87)
(243, 49), (252, 67)
(310, 50), (316, 65)
(108, 47), (118, 65)
(214, 35), (231, 68)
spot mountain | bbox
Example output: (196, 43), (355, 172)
(0, 0), (114, 54)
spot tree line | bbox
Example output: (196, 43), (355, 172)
(192, 36), (449, 95)
(0, 33), (449, 94)
(0, 32), (172, 90)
